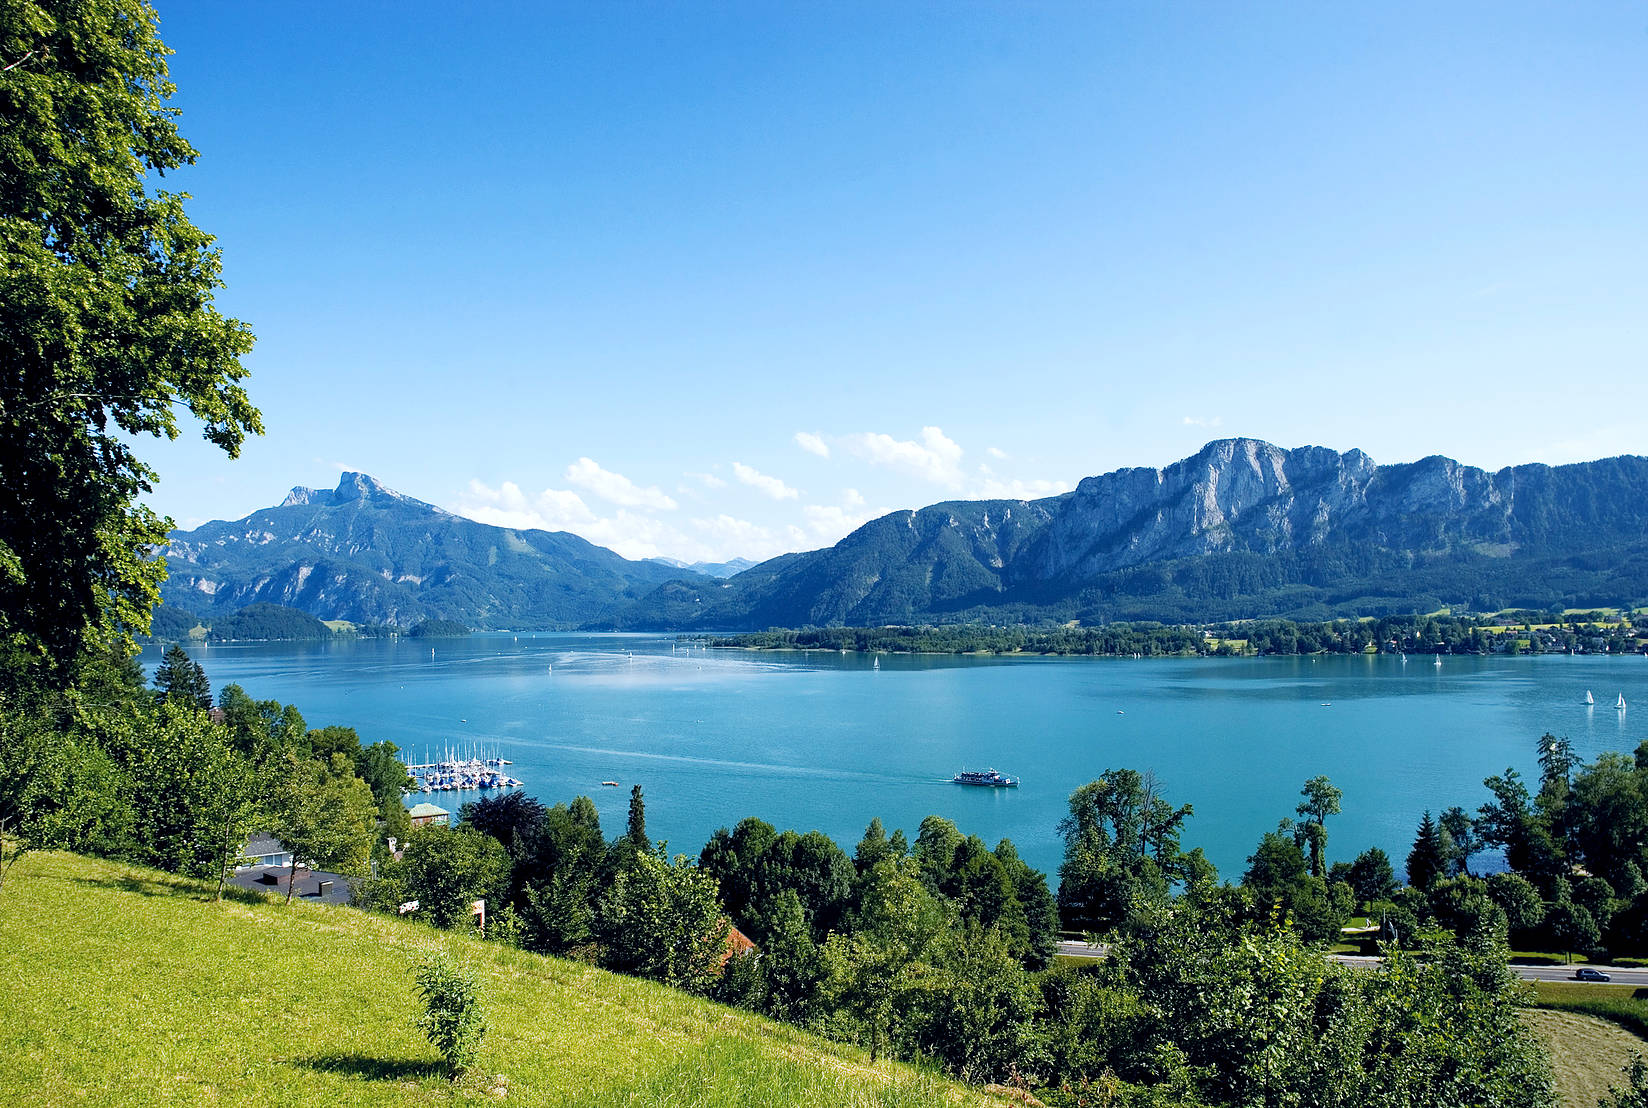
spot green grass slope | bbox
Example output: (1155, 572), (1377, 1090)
(0, 853), (990, 1108)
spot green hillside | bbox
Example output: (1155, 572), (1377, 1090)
(0, 852), (990, 1108)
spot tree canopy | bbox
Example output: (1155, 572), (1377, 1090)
(0, 0), (259, 674)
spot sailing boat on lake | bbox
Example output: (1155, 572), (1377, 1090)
(1619, 693), (1628, 711)
(1585, 690), (1595, 705)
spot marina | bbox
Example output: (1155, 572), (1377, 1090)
(404, 746), (524, 793)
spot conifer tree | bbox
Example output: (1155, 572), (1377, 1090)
(152, 644), (211, 710)
(626, 783), (648, 848)
(1407, 810), (1448, 892)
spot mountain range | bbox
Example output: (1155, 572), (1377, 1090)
(159, 440), (1648, 632)
(160, 472), (683, 628)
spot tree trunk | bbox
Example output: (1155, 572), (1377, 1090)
(286, 855), (298, 905)
(214, 811), (233, 902)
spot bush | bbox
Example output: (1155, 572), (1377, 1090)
(414, 950), (487, 1077)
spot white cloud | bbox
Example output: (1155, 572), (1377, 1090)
(732, 461), (799, 501)
(689, 514), (797, 562)
(564, 457), (678, 510)
(970, 476), (1073, 501)
(801, 503), (871, 543)
(842, 425), (965, 488)
(987, 446), (1009, 460)
(1182, 416), (1223, 429)
(684, 471), (727, 489)
(455, 479), (696, 560)
(794, 431), (831, 458)
(794, 488), (880, 546)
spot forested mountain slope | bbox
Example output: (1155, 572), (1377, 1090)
(160, 473), (690, 629)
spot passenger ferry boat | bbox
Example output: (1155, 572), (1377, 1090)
(953, 768), (1019, 788)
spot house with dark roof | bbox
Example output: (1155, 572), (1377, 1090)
(229, 862), (357, 905)
(228, 835), (355, 905)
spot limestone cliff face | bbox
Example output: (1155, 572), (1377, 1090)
(1016, 440), (1382, 582)
(1012, 439), (1648, 589)
(610, 438), (1648, 629)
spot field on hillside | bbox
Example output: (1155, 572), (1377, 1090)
(0, 853), (992, 1108)
(1523, 1008), (1646, 1108)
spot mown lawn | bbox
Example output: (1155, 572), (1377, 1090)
(1522, 1008), (1646, 1108)
(0, 852), (990, 1108)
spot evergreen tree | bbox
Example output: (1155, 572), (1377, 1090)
(151, 645), (211, 711)
(626, 783), (648, 848)
(1407, 810), (1448, 892)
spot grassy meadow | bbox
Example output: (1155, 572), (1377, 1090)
(0, 852), (993, 1108)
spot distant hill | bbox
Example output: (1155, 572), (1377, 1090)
(204, 602), (331, 641)
(602, 439), (1648, 629)
(160, 473), (694, 629)
(648, 555), (758, 579)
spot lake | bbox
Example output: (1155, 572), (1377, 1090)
(143, 634), (1648, 884)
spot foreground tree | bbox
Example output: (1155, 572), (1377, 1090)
(0, 0), (260, 673)
(598, 846), (729, 993)
(271, 753), (376, 903)
(371, 825), (510, 929)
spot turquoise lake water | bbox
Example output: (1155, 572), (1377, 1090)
(144, 634), (1648, 884)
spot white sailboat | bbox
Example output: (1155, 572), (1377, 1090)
(1619, 693), (1628, 711)
(1433, 655), (1442, 667)
(1585, 690), (1595, 705)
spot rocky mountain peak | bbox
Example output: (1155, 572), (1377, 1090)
(331, 471), (394, 503)
(280, 486), (322, 507)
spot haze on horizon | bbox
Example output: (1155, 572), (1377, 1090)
(141, 2), (1648, 563)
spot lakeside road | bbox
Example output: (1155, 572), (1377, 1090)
(1060, 942), (1648, 985)
(1329, 954), (1648, 985)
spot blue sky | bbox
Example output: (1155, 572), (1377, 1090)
(140, 2), (1648, 561)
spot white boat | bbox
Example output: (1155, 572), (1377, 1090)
(1585, 690), (1594, 705)
(1434, 656), (1442, 667)
(1619, 694), (1628, 711)
(873, 657), (879, 670)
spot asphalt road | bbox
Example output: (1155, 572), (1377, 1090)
(1060, 942), (1648, 985)
(1332, 955), (1648, 985)
(1056, 939), (1108, 960)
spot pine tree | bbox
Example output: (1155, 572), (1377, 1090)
(626, 784), (648, 848)
(152, 644), (211, 710)
(1407, 810), (1448, 892)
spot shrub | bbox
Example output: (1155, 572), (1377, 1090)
(414, 950), (487, 1077)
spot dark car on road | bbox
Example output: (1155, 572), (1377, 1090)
(1573, 968), (1612, 982)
